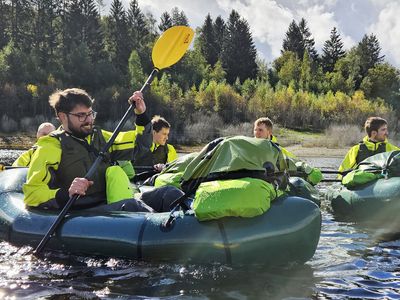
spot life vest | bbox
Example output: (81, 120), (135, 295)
(153, 144), (169, 164)
(135, 143), (169, 166)
(356, 142), (386, 164)
(51, 128), (110, 200)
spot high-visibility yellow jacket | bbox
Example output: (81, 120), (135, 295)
(338, 136), (400, 174)
(12, 146), (37, 167)
(271, 135), (296, 158)
(23, 124), (147, 207)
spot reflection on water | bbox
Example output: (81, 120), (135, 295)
(0, 150), (399, 299)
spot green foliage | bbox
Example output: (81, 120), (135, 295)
(357, 34), (384, 79)
(360, 63), (400, 108)
(298, 18), (318, 63)
(64, 42), (95, 88)
(158, 12), (172, 32)
(275, 51), (301, 88)
(128, 50), (144, 90)
(127, 0), (150, 49)
(198, 14), (219, 67)
(171, 7), (189, 26)
(0, 2), (399, 142)
(107, 0), (130, 77)
(0, 0), (10, 49)
(282, 20), (304, 59)
(208, 60), (226, 83)
(221, 10), (258, 84)
(322, 27), (345, 73)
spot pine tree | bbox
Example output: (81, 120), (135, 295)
(28, 0), (59, 76)
(357, 34), (384, 79)
(9, 0), (35, 52)
(127, 0), (149, 48)
(282, 18), (319, 64)
(321, 27), (345, 73)
(282, 20), (304, 58)
(0, 0), (11, 49)
(298, 18), (318, 62)
(94, 0), (105, 15)
(221, 10), (258, 84)
(198, 14), (219, 67)
(62, 0), (104, 62)
(108, 0), (130, 75)
(81, 0), (104, 61)
(171, 7), (189, 26)
(213, 16), (225, 61)
(158, 11), (172, 32)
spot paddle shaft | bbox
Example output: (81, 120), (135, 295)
(321, 179), (342, 182)
(321, 170), (346, 175)
(35, 69), (159, 254)
(0, 165), (26, 171)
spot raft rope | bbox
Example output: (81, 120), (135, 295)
(137, 216), (149, 260)
(217, 220), (232, 265)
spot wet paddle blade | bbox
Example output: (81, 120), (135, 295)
(152, 26), (194, 70)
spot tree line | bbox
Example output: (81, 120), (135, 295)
(0, 0), (399, 143)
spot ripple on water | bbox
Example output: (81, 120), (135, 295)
(0, 153), (399, 299)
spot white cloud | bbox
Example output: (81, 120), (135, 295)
(122, 0), (226, 28)
(369, 1), (400, 67)
(297, 4), (355, 51)
(215, 0), (293, 57)
(102, 0), (399, 67)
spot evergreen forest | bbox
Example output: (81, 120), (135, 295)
(1, 0), (399, 144)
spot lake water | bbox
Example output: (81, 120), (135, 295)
(0, 150), (399, 299)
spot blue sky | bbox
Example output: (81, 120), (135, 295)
(103, 0), (400, 68)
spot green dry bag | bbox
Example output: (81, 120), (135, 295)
(193, 177), (280, 221)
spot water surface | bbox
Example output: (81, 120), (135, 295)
(0, 151), (399, 299)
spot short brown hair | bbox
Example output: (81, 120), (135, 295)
(151, 115), (170, 132)
(49, 88), (94, 114)
(364, 117), (387, 137)
(254, 117), (273, 129)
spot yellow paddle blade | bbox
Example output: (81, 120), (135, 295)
(152, 26), (194, 70)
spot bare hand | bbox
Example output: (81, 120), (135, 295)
(128, 91), (146, 114)
(154, 163), (166, 172)
(69, 177), (94, 197)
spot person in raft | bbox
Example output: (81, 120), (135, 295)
(23, 88), (184, 212)
(338, 116), (399, 174)
(133, 115), (178, 172)
(13, 122), (56, 167)
(253, 117), (323, 185)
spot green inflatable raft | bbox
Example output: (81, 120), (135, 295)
(325, 151), (400, 230)
(326, 179), (400, 226)
(0, 168), (321, 266)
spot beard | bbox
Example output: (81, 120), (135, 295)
(68, 121), (94, 139)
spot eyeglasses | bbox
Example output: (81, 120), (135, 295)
(65, 110), (97, 122)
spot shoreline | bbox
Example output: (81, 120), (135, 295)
(0, 135), (348, 158)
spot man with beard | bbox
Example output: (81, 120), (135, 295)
(338, 116), (399, 175)
(22, 88), (166, 212)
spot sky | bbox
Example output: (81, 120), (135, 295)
(102, 0), (400, 68)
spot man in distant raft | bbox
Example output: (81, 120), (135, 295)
(12, 122), (56, 167)
(133, 115), (178, 171)
(23, 88), (184, 212)
(253, 117), (323, 185)
(338, 116), (399, 174)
